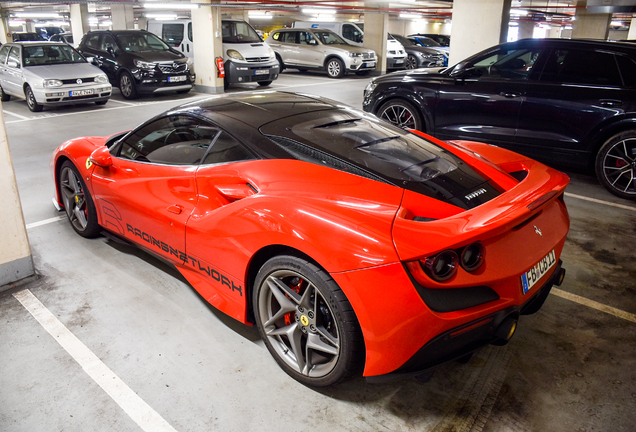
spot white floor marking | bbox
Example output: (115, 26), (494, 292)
(13, 289), (179, 432)
(106, 99), (137, 106)
(25, 215), (66, 230)
(564, 192), (636, 212)
(552, 288), (636, 324)
(2, 109), (30, 120)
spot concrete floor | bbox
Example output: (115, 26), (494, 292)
(1, 70), (635, 432)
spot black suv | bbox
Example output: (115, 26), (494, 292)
(78, 30), (194, 99)
(363, 38), (636, 200)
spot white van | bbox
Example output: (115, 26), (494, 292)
(147, 19), (279, 88)
(293, 21), (406, 69)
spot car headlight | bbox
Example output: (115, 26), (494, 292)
(349, 52), (362, 58)
(364, 80), (377, 97)
(268, 47), (275, 60)
(227, 49), (244, 61)
(133, 59), (155, 70)
(94, 74), (108, 84)
(44, 79), (63, 88)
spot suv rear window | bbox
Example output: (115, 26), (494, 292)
(539, 48), (622, 86)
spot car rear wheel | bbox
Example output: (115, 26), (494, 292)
(377, 99), (424, 131)
(258, 81), (272, 87)
(595, 131), (636, 200)
(59, 161), (100, 238)
(326, 58), (345, 79)
(119, 71), (138, 100)
(0, 85), (10, 101)
(406, 54), (418, 69)
(25, 85), (42, 112)
(253, 255), (363, 387)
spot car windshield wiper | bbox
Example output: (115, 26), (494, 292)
(312, 118), (362, 129)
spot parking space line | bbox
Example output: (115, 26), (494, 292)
(564, 192), (636, 212)
(106, 99), (137, 106)
(2, 109), (30, 120)
(25, 216), (66, 230)
(12, 289), (179, 432)
(552, 288), (636, 324)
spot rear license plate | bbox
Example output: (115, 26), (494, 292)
(521, 250), (556, 294)
(169, 75), (186, 82)
(255, 69), (269, 75)
(365, 62), (375, 67)
(70, 89), (94, 97)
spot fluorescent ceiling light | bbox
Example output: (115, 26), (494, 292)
(15, 12), (61, 18)
(302, 8), (336, 15)
(248, 12), (273, 19)
(611, 21), (623, 26)
(9, 20), (26, 26)
(143, 3), (199, 9)
(510, 8), (528, 16)
(146, 13), (178, 19)
(399, 13), (423, 19)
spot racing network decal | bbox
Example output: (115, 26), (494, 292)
(125, 223), (243, 297)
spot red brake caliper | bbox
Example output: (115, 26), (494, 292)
(284, 279), (304, 326)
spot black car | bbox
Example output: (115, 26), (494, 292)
(12, 32), (46, 42)
(412, 33), (450, 47)
(390, 34), (446, 69)
(78, 30), (194, 99)
(363, 38), (636, 200)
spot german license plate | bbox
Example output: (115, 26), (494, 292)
(521, 250), (556, 294)
(365, 62), (375, 67)
(255, 69), (269, 75)
(70, 89), (94, 97)
(169, 75), (186, 82)
(395, 59), (404, 64)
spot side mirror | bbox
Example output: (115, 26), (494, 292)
(90, 146), (113, 168)
(7, 60), (19, 68)
(308, 39), (318, 46)
(107, 47), (116, 56)
(85, 56), (95, 64)
(450, 65), (476, 78)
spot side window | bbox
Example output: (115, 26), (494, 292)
(85, 34), (100, 50)
(271, 31), (281, 41)
(118, 116), (220, 165)
(471, 48), (542, 80)
(342, 24), (356, 42)
(8, 47), (21, 67)
(281, 31), (298, 44)
(299, 32), (315, 45)
(99, 35), (117, 54)
(0, 45), (10, 64)
(539, 48), (621, 86)
(188, 22), (193, 42)
(162, 24), (184, 46)
(615, 54), (636, 87)
(202, 132), (255, 165)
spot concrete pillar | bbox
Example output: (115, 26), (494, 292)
(191, 0), (224, 93)
(449, 0), (512, 65)
(364, 11), (389, 75)
(25, 21), (35, 32)
(0, 16), (12, 44)
(70, 4), (90, 47)
(0, 107), (34, 290)
(571, 1), (610, 39)
(627, 17), (636, 39)
(111, 4), (135, 31)
(136, 17), (148, 30)
(518, 21), (534, 39)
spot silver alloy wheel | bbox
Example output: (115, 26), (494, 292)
(25, 86), (41, 112)
(406, 54), (418, 69)
(60, 166), (89, 232)
(257, 269), (340, 377)
(327, 59), (343, 78)
(120, 74), (133, 98)
(601, 138), (636, 196)
(379, 103), (417, 129)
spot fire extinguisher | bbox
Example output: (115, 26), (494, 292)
(215, 57), (225, 78)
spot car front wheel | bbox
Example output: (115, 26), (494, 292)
(595, 131), (636, 200)
(377, 99), (424, 131)
(406, 54), (418, 69)
(25, 85), (42, 112)
(119, 71), (138, 100)
(0, 85), (10, 101)
(326, 58), (345, 79)
(59, 161), (101, 238)
(253, 255), (363, 387)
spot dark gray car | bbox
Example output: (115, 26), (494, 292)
(390, 34), (445, 69)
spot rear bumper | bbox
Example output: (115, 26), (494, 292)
(366, 261), (565, 383)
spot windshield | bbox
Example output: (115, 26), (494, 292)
(23, 44), (86, 66)
(314, 31), (346, 45)
(415, 37), (441, 47)
(116, 33), (170, 52)
(222, 21), (261, 43)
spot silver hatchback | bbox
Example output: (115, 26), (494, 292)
(266, 28), (376, 78)
(0, 42), (111, 112)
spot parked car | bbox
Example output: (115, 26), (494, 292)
(363, 38), (636, 200)
(293, 22), (406, 70)
(147, 19), (279, 89)
(50, 33), (75, 46)
(51, 91), (569, 386)
(409, 35), (449, 66)
(390, 33), (446, 69)
(414, 33), (450, 47)
(266, 28), (377, 78)
(11, 32), (46, 42)
(0, 42), (111, 112)
(77, 30), (194, 99)
(36, 26), (65, 40)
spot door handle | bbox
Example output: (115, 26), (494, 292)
(499, 92), (521, 98)
(167, 204), (184, 214)
(215, 183), (258, 201)
(599, 99), (622, 107)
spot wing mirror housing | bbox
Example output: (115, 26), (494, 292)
(309, 39), (318, 46)
(7, 60), (19, 68)
(90, 146), (113, 168)
(450, 65), (476, 79)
